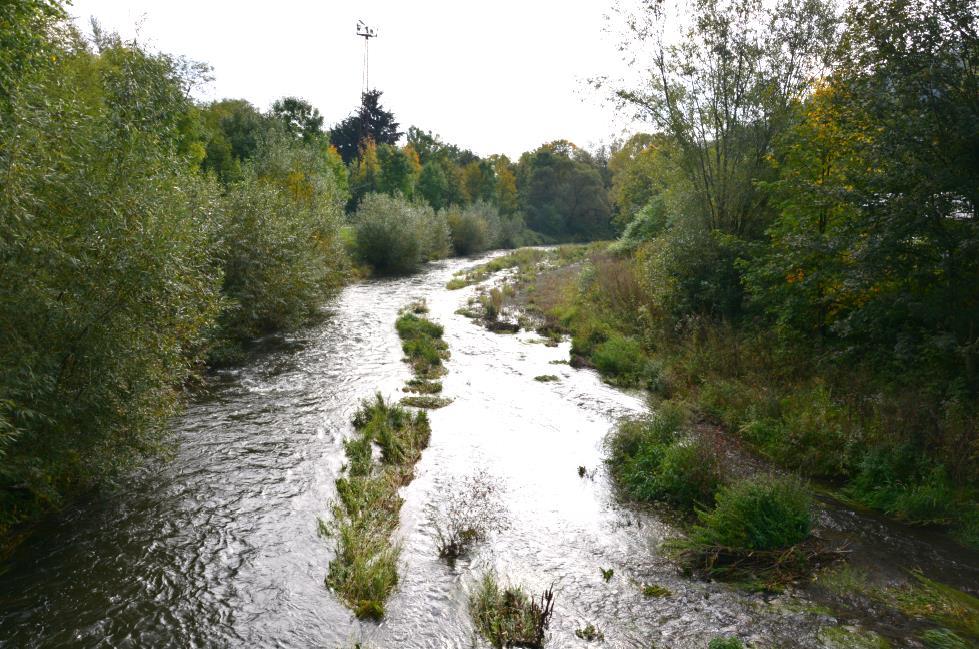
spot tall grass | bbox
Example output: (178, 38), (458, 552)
(323, 394), (431, 619)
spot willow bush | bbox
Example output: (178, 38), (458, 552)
(0, 31), (223, 532)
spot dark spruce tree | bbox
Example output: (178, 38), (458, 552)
(331, 90), (401, 163)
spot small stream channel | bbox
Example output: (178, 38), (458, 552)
(0, 253), (976, 648)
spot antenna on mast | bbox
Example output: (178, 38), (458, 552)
(356, 20), (378, 95)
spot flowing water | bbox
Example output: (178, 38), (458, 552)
(1, 254), (976, 648)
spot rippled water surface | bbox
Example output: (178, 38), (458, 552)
(1, 254), (977, 648)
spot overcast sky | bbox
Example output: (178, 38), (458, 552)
(67, 1), (642, 158)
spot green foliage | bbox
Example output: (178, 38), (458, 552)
(212, 149), (346, 347)
(0, 0), (65, 113)
(469, 572), (555, 649)
(0, 30), (223, 531)
(445, 201), (505, 255)
(396, 311), (449, 379)
(376, 143), (416, 198)
(330, 90), (401, 164)
(920, 629), (971, 649)
(606, 409), (721, 510)
(848, 448), (959, 525)
(707, 638), (745, 649)
(270, 96), (324, 144)
(690, 476), (812, 552)
(591, 335), (648, 387)
(352, 193), (450, 274)
(200, 99), (272, 183)
(517, 140), (613, 240)
(325, 394), (432, 619)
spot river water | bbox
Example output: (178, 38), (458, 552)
(1, 253), (976, 648)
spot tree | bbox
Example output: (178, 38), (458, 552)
(492, 155), (519, 215)
(607, 133), (677, 227)
(517, 142), (612, 240)
(377, 143), (415, 198)
(349, 138), (381, 206)
(615, 0), (838, 237)
(750, 0), (979, 381)
(330, 90), (401, 164)
(417, 160), (450, 210)
(270, 96), (324, 144)
(201, 99), (271, 182)
(462, 160), (496, 204)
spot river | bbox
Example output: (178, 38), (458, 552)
(1, 253), (976, 648)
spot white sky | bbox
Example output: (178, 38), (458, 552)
(67, 1), (642, 158)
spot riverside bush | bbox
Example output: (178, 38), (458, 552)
(606, 407), (721, 509)
(352, 193), (450, 274)
(0, 30), (224, 533)
(212, 164), (345, 349)
(690, 476), (812, 551)
(445, 200), (503, 255)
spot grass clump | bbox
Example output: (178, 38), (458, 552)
(534, 375), (559, 382)
(469, 572), (555, 649)
(396, 310), (449, 379)
(673, 475), (817, 582)
(323, 394), (432, 619)
(574, 624), (604, 641)
(920, 628), (971, 649)
(400, 395), (452, 409)
(404, 378), (442, 394)
(641, 583), (672, 597)
(606, 407), (721, 510)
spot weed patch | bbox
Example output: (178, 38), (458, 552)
(400, 395), (452, 409)
(469, 572), (555, 649)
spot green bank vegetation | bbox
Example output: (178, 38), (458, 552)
(502, 0), (978, 549)
(817, 565), (979, 645)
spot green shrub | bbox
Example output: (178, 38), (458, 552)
(690, 475), (812, 551)
(606, 406), (722, 509)
(656, 440), (723, 509)
(445, 201), (504, 255)
(592, 335), (649, 385)
(0, 32), (224, 532)
(353, 193), (450, 274)
(213, 165), (345, 346)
